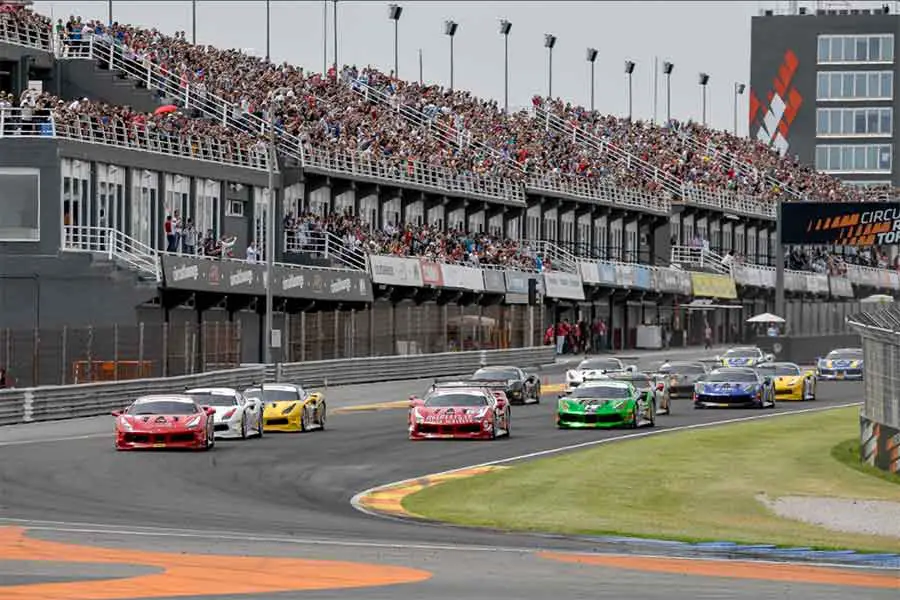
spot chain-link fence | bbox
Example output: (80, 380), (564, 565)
(848, 307), (900, 430)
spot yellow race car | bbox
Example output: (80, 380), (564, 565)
(756, 362), (816, 401)
(243, 383), (326, 432)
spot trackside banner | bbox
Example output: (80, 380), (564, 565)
(781, 202), (900, 246)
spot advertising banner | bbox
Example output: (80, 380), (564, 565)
(829, 276), (854, 298)
(482, 270), (507, 294)
(579, 261), (600, 284)
(419, 260), (444, 287)
(441, 264), (485, 291)
(673, 271), (693, 295)
(161, 255), (373, 302)
(615, 264), (635, 288)
(781, 202), (900, 246)
(808, 274), (829, 294)
(505, 270), (531, 294)
(542, 271), (585, 300)
(633, 266), (653, 290)
(369, 255), (423, 287)
(597, 263), (617, 286)
(690, 272), (737, 299)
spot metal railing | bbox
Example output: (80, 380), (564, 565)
(669, 244), (732, 275)
(0, 107), (271, 171)
(680, 185), (776, 219)
(0, 11), (52, 52)
(518, 239), (578, 273)
(283, 229), (368, 271)
(62, 225), (161, 281)
(526, 172), (671, 214)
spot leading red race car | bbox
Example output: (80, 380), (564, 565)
(113, 394), (217, 451)
(408, 381), (511, 440)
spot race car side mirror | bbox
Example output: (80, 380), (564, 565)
(656, 383), (664, 391)
(111, 410), (121, 417)
(203, 406), (216, 415)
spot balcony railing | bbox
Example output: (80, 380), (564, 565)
(526, 172), (670, 214)
(0, 12), (51, 52)
(0, 108), (272, 171)
(669, 244), (733, 276)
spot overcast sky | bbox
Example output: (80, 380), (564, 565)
(32, 0), (898, 135)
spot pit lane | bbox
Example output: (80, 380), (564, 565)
(0, 352), (887, 600)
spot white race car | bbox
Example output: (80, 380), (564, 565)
(184, 387), (264, 439)
(565, 357), (637, 389)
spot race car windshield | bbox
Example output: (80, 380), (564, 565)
(827, 350), (862, 360)
(705, 372), (759, 383)
(185, 393), (237, 406)
(723, 349), (759, 358)
(244, 389), (301, 402)
(659, 364), (706, 375)
(757, 365), (800, 377)
(129, 401), (199, 415)
(473, 368), (518, 381)
(425, 393), (488, 407)
(608, 374), (651, 387)
(568, 386), (631, 399)
(578, 359), (622, 370)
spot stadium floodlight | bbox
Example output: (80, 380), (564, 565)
(733, 82), (746, 135)
(662, 61), (674, 123)
(662, 61), (674, 75)
(698, 72), (710, 125)
(624, 60), (636, 119)
(544, 34), (557, 97)
(388, 4), (402, 78)
(500, 20), (512, 112)
(586, 48), (598, 112)
(444, 20), (458, 89)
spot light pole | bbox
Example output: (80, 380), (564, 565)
(499, 19), (512, 113)
(662, 61), (674, 124)
(699, 72), (710, 125)
(107, 0), (112, 24)
(388, 4), (402, 78)
(544, 33), (557, 99)
(265, 0), (270, 62)
(265, 88), (290, 365)
(624, 60), (636, 120)
(192, 0), (197, 45)
(418, 48), (423, 84)
(444, 20), (458, 90)
(586, 47), (598, 112)
(733, 82), (746, 135)
(333, 0), (339, 79)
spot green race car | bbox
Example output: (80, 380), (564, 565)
(556, 379), (656, 429)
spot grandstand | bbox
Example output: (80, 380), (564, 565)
(0, 2), (892, 385)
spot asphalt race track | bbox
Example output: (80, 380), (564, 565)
(0, 351), (895, 600)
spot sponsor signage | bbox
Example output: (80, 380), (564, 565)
(419, 260), (444, 287)
(542, 271), (585, 300)
(808, 274), (829, 295)
(482, 270), (507, 294)
(829, 276), (854, 298)
(633, 266), (653, 290)
(441, 264), (485, 292)
(615, 264), (635, 288)
(690, 272), (737, 299)
(597, 263), (617, 286)
(504, 270), (541, 304)
(579, 261), (600, 284)
(369, 255), (423, 287)
(860, 413), (899, 473)
(656, 269), (690, 294)
(781, 202), (900, 246)
(161, 255), (373, 302)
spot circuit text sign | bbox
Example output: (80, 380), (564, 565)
(781, 202), (900, 246)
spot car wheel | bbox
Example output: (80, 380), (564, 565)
(535, 384), (541, 404)
(300, 407), (309, 432)
(630, 406), (639, 429)
(207, 426), (215, 450)
(505, 408), (511, 437)
(648, 401), (656, 427)
(240, 416), (247, 439)
(318, 404), (326, 430)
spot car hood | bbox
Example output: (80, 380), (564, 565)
(558, 398), (634, 413)
(263, 400), (302, 415)
(722, 357), (757, 366)
(698, 382), (759, 394)
(121, 414), (202, 431)
(819, 359), (861, 369)
(774, 376), (802, 387)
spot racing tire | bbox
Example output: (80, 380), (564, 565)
(204, 426), (215, 450)
(534, 384), (541, 404)
(318, 404), (326, 430)
(630, 406), (640, 429)
(300, 407), (309, 432)
(505, 408), (511, 437)
(256, 413), (264, 438)
(240, 416), (248, 439)
(648, 402), (656, 428)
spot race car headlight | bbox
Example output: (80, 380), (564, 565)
(281, 403), (297, 415)
(119, 417), (134, 432)
(185, 415), (202, 429)
(613, 400), (627, 410)
(475, 407), (489, 418)
(413, 408), (424, 423)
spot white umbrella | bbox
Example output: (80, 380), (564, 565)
(746, 312), (785, 324)
(860, 294), (894, 304)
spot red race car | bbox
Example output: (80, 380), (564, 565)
(112, 394), (216, 451)
(408, 381), (511, 440)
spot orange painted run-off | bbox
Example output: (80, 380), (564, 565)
(0, 527), (431, 599)
(539, 551), (900, 590)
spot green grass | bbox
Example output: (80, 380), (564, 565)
(404, 407), (900, 553)
(831, 438), (900, 486)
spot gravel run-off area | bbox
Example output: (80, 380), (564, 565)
(758, 495), (900, 539)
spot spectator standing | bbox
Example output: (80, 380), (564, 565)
(246, 241), (257, 262)
(704, 321), (713, 349)
(593, 318), (607, 353)
(555, 319), (570, 355)
(182, 218), (197, 254)
(164, 215), (176, 252)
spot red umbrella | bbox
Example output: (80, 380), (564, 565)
(154, 104), (178, 116)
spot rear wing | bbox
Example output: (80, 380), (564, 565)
(431, 378), (509, 390)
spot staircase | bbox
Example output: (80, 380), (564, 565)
(669, 244), (733, 276)
(55, 56), (164, 114)
(518, 239), (578, 273)
(283, 229), (367, 271)
(63, 226), (160, 281)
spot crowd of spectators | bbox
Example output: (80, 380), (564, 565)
(284, 210), (547, 270)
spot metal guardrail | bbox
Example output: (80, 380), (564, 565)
(0, 347), (554, 425)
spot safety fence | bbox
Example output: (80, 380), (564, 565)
(0, 346), (554, 426)
(847, 307), (900, 473)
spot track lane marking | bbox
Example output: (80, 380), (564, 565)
(539, 552), (900, 590)
(0, 526), (431, 599)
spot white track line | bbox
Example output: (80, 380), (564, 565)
(351, 402), (863, 518)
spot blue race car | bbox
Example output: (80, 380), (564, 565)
(816, 348), (863, 381)
(718, 346), (774, 368)
(693, 367), (776, 409)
